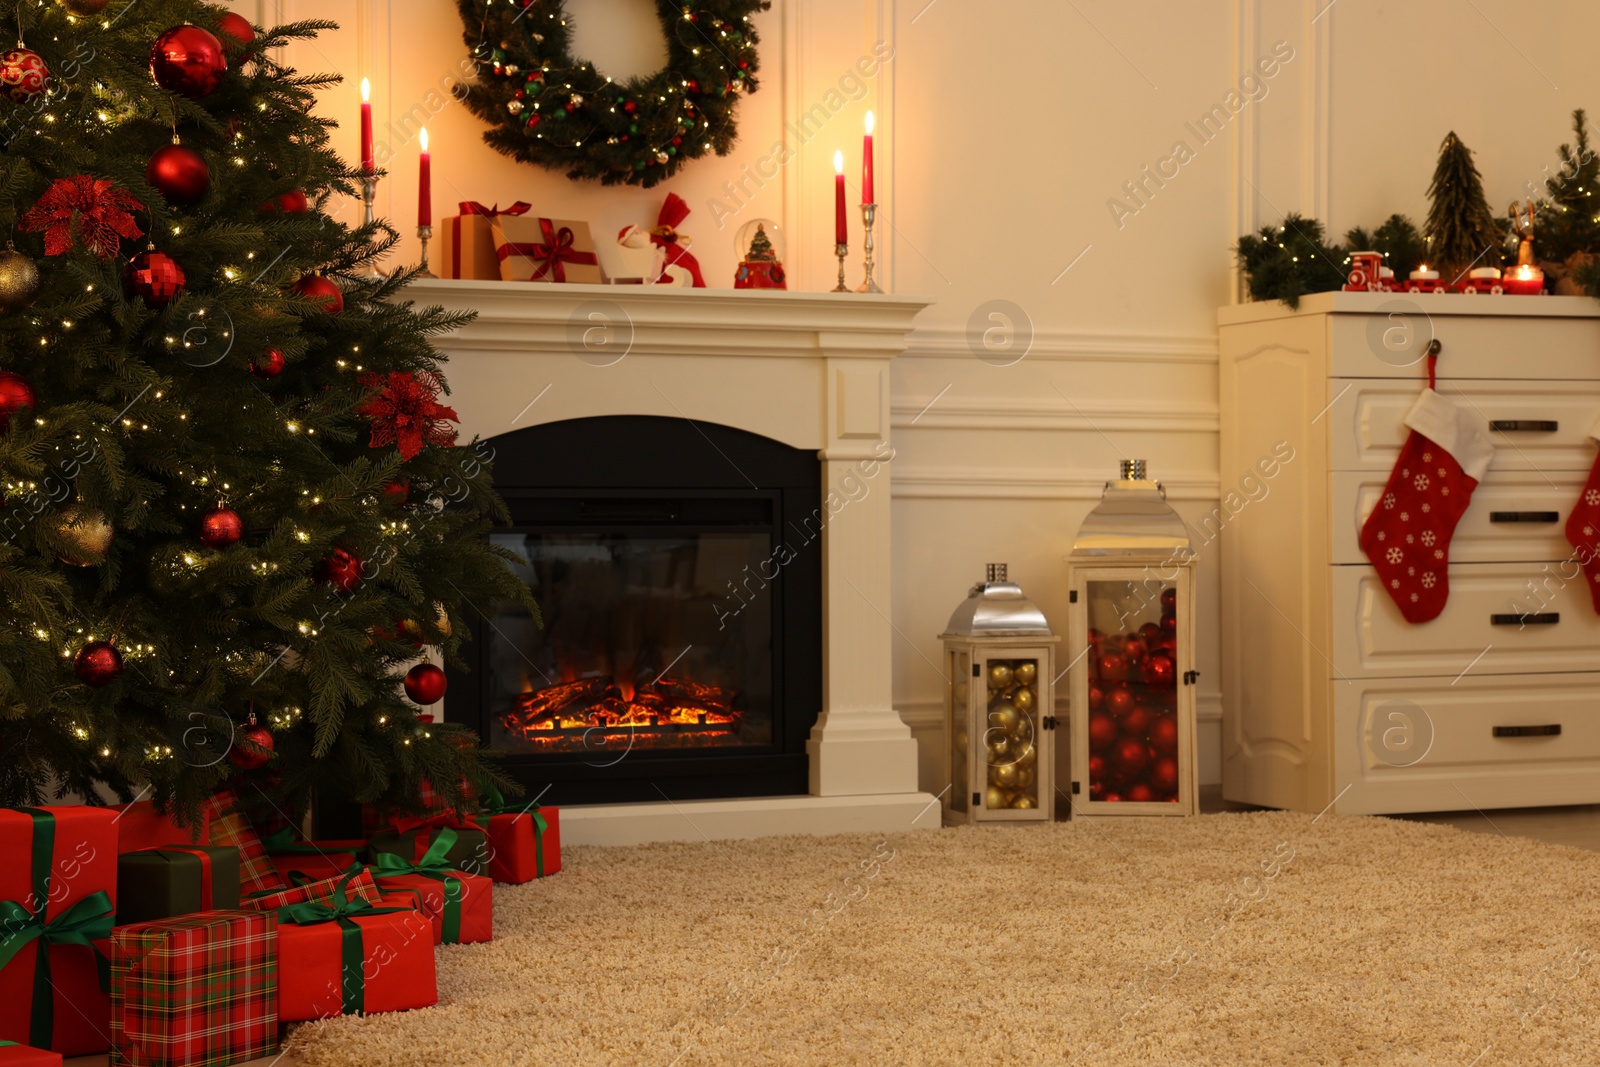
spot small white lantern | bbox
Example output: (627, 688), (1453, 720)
(940, 564), (1060, 824)
(1067, 460), (1199, 815)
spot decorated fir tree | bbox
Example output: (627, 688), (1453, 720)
(1424, 131), (1505, 279)
(1534, 109), (1600, 266)
(0, 2), (532, 827)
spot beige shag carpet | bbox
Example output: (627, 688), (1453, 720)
(285, 811), (1600, 1066)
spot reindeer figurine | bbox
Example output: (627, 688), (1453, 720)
(1510, 199), (1536, 268)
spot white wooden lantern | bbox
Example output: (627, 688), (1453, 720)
(940, 564), (1060, 825)
(1067, 460), (1199, 815)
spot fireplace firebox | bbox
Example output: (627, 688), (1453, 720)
(446, 415), (823, 805)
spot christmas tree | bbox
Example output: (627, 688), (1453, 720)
(745, 223), (775, 261)
(1533, 109), (1600, 266)
(1234, 213), (1346, 308)
(0, 2), (533, 828)
(1424, 131), (1505, 279)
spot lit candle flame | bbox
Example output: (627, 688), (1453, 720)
(865, 110), (875, 135)
(361, 77), (370, 103)
(1518, 264), (1533, 280)
(420, 127), (428, 152)
(833, 149), (844, 174)
(1419, 264), (1428, 272)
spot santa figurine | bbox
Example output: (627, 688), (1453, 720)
(650, 192), (705, 287)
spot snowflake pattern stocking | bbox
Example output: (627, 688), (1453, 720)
(1358, 376), (1494, 623)
(1565, 430), (1600, 614)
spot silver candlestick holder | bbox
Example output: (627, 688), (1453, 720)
(354, 174), (384, 280)
(417, 224), (436, 278)
(833, 242), (849, 292)
(856, 203), (883, 293)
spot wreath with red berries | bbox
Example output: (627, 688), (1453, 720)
(458, 0), (770, 188)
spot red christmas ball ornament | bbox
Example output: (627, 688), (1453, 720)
(229, 713), (274, 770)
(126, 249), (185, 308)
(1119, 704), (1153, 739)
(1087, 627), (1104, 649)
(1087, 711), (1117, 752)
(0, 371), (35, 433)
(1122, 635), (1147, 662)
(150, 25), (227, 99)
(73, 640), (122, 687)
(215, 12), (256, 47)
(1095, 651), (1127, 682)
(260, 190), (309, 215)
(1087, 753), (1105, 782)
(317, 547), (363, 593)
(404, 663), (448, 705)
(292, 273), (343, 314)
(1151, 756), (1180, 794)
(1160, 587), (1177, 615)
(197, 506), (242, 549)
(1141, 652), (1177, 689)
(1087, 683), (1104, 712)
(1149, 714), (1179, 755)
(146, 143), (210, 205)
(1138, 622), (1162, 645)
(1105, 685), (1135, 717)
(1103, 792), (1123, 803)
(1160, 614), (1177, 638)
(249, 348), (284, 379)
(0, 48), (49, 104)
(1113, 737), (1150, 777)
(1127, 783), (1155, 803)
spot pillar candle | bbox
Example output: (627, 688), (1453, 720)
(418, 127), (431, 227)
(360, 77), (374, 173)
(862, 110), (875, 204)
(834, 150), (847, 245)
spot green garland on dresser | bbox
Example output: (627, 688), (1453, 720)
(457, 0), (771, 188)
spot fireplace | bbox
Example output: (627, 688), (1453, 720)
(447, 414), (822, 805)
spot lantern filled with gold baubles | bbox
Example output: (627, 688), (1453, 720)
(940, 564), (1059, 825)
(1067, 460), (1198, 815)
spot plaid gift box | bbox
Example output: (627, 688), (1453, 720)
(109, 802), (208, 853)
(109, 910), (276, 1067)
(117, 847), (241, 925)
(0, 1042), (61, 1066)
(202, 794), (284, 898)
(371, 828), (492, 945)
(0, 806), (117, 1055)
(240, 867), (380, 914)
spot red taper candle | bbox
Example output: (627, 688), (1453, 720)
(862, 110), (875, 204)
(418, 127), (431, 227)
(834, 150), (847, 245)
(360, 77), (374, 173)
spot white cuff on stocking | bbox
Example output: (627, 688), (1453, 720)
(1405, 389), (1494, 481)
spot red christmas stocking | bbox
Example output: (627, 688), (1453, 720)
(1565, 430), (1600, 613)
(1358, 364), (1493, 623)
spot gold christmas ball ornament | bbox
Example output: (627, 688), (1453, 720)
(984, 786), (1008, 810)
(953, 681), (969, 704)
(1015, 743), (1037, 767)
(58, 0), (110, 14)
(989, 702), (1019, 733)
(1013, 687), (1036, 713)
(0, 244), (42, 314)
(1014, 662), (1037, 686)
(1017, 766), (1036, 789)
(992, 762), (1019, 788)
(1010, 794), (1037, 810)
(55, 505), (114, 565)
(987, 737), (1011, 761)
(989, 663), (1013, 689)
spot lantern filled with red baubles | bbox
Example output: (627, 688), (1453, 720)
(1067, 460), (1198, 816)
(940, 564), (1059, 825)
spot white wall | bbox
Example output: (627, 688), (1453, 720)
(237, 0), (1600, 790)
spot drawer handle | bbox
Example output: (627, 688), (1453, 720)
(1489, 511), (1561, 523)
(1493, 724), (1562, 738)
(1490, 419), (1559, 432)
(1490, 612), (1560, 625)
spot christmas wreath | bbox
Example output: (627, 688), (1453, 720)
(458, 0), (770, 188)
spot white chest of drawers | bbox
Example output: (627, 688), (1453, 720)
(1217, 292), (1600, 815)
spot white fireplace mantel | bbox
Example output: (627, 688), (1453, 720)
(412, 278), (940, 845)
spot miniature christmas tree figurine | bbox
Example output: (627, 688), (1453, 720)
(1424, 131), (1505, 281)
(746, 224), (777, 262)
(733, 219), (787, 290)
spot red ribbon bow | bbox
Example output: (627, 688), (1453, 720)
(497, 217), (599, 283)
(459, 200), (531, 218)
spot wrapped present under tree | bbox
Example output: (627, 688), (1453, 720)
(473, 785), (560, 883)
(117, 847), (241, 925)
(372, 827), (492, 945)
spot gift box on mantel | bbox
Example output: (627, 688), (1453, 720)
(0, 806), (118, 1056)
(109, 910), (277, 1067)
(371, 828), (492, 945)
(492, 214), (603, 284)
(439, 200), (529, 280)
(274, 873), (436, 1022)
(116, 846), (241, 925)
(0, 1042), (61, 1067)
(473, 787), (560, 884)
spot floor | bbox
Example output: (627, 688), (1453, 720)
(63, 793), (1600, 1067)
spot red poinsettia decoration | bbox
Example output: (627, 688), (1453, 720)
(19, 176), (145, 259)
(355, 370), (459, 461)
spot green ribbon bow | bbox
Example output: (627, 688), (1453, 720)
(477, 784), (548, 878)
(0, 808), (114, 1047)
(276, 870), (408, 1016)
(372, 827), (466, 944)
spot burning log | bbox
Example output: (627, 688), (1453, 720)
(505, 676), (619, 728)
(641, 676), (738, 710)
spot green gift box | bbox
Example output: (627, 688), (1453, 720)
(116, 846), (241, 924)
(366, 826), (488, 876)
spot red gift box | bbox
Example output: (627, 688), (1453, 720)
(474, 803), (560, 883)
(0, 806), (118, 1056)
(202, 794), (284, 898)
(108, 802), (208, 852)
(371, 828), (492, 945)
(0, 1043), (61, 1066)
(109, 910), (277, 1067)
(274, 876), (436, 1021)
(260, 827), (364, 885)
